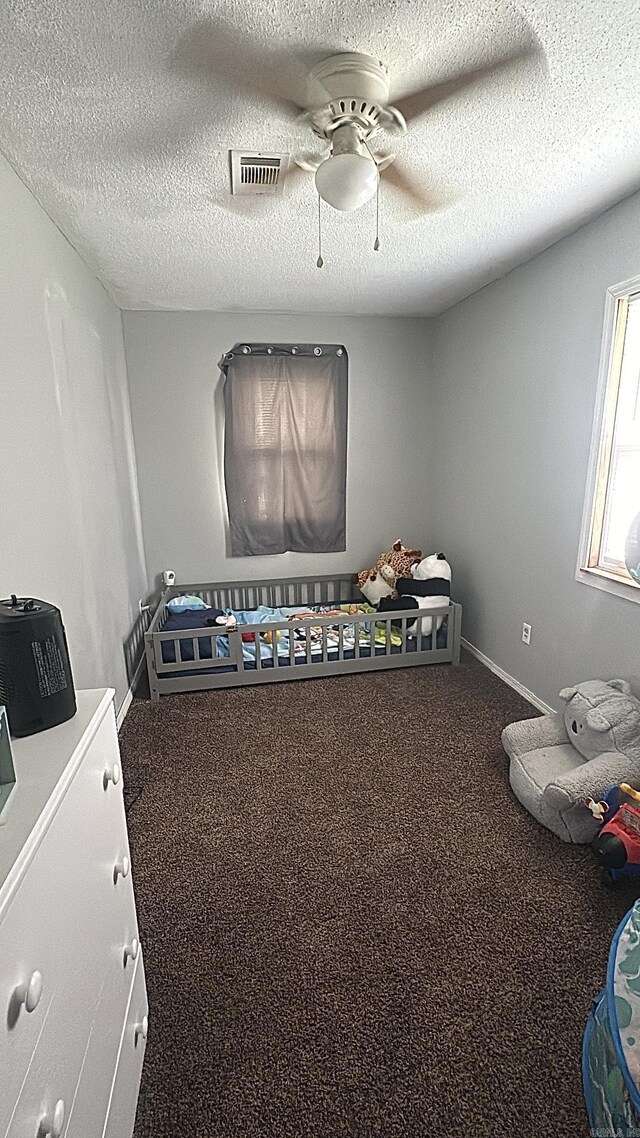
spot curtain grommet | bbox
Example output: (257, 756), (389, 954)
(267, 347), (273, 354)
(314, 347), (322, 356)
(242, 345), (251, 354)
(291, 346), (298, 354)
(336, 348), (343, 356)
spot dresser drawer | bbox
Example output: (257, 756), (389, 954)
(68, 708), (140, 950)
(103, 951), (148, 1138)
(3, 981), (100, 1138)
(0, 939), (55, 1135)
(8, 953), (147, 1138)
(0, 814), (102, 1134)
(0, 705), (139, 1136)
(65, 947), (142, 1138)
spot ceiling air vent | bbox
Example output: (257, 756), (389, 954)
(230, 151), (290, 196)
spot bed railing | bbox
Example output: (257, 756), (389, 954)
(145, 582), (461, 699)
(146, 573), (361, 630)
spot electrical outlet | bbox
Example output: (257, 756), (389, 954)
(522, 622), (532, 645)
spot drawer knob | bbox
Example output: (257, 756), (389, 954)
(103, 762), (121, 788)
(39, 1099), (65, 1137)
(15, 970), (43, 1014)
(124, 937), (139, 965)
(135, 1014), (148, 1042)
(114, 856), (130, 882)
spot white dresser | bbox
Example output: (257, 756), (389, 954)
(0, 689), (148, 1138)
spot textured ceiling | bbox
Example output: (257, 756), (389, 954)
(1, 1), (640, 316)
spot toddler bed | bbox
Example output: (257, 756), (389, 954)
(144, 573), (462, 700)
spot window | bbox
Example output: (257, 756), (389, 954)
(222, 344), (348, 557)
(578, 281), (640, 601)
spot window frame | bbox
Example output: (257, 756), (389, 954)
(576, 274), (640, 604)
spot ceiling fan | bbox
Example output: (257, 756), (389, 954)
(290, 45), (539, 213)
(173, 22), (542, 218)
(294, 52), (435, 212)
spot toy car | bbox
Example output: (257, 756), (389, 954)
(588, 783), (640, 883)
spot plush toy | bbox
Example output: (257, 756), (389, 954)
(378, 552), (452, 637)
(503, 678), (640, 843)
(355, 539), (422, 605)
(558, 679), (640, 763)
(211, 613), (237, 630)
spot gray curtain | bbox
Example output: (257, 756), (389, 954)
(222, 344), (348, 556)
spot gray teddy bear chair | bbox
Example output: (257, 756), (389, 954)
(502, 679), (640, 843)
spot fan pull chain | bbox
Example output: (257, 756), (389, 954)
(316, 195), (324, 268)
(363, 138), (380, 252)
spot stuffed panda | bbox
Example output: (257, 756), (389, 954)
(378, 553), (452, 639)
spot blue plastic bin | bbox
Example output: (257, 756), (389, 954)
(583, 902), (640, 1136)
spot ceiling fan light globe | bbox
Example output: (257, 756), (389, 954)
(314, 153), (378, 212)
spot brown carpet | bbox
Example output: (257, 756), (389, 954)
(120, 652), (640, 1138)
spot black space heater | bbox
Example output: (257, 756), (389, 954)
(0, 596), (76, 737)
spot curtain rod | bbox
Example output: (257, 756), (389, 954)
(223, 344), (346, 362)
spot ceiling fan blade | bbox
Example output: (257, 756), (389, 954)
(284, 163), (318, 198)
(171, 21), (320, 119)
(393, 37), (541, 124)
(372, 151), (396, 173)
(381, 161), (453, 216)
(204, 192), (276, 217)
(293, 150), (328, 173)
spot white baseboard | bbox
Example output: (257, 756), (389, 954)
(461, 637), (555, 715)
(116, 654), (146, 731)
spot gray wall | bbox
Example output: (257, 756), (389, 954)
(430, 189), (640, 708)
(123, 311), (432, 587)
(0, 154), (147, 712)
